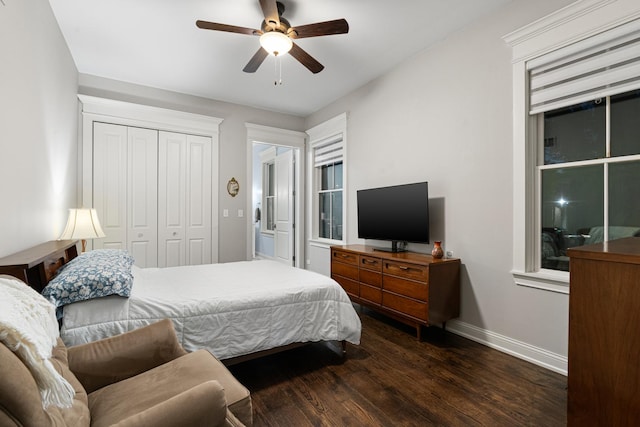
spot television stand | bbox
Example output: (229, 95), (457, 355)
(372, 240), (407, 253)
(330, 244), (461, 340)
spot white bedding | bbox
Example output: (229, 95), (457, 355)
(60, 260), (361, 360)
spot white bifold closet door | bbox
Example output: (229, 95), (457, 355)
(92, 122), (128, 252)
(158, 131), (212, 267)
(92, 122), (211, 268)
(93, 122), (158, 267)
(127, 127), (159, 267)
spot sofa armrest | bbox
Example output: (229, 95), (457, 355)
(68, 319), (188, 393)
(112, 381), (229, 427)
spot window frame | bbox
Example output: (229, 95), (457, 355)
(306, 113), (347, 247)
(317, 162), (344, 241)
(503, 0), (640, 294)
(536, 94), (640, 274)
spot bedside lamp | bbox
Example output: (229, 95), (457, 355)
(59, 208), (106, 252)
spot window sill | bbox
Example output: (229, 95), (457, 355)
(309, 238), (343, 249)
(512, 269), (569, 294)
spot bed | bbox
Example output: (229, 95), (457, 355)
(0, 240), (361, 364)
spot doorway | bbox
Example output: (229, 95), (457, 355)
(252, 143), (296, 265)
(245, 124), (306, 267)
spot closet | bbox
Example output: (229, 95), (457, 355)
(92, 122), (212, 267)
(80, 96), (221, 268)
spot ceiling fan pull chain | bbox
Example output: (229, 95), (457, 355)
(274, 55), (278, 85)
(273, 54), (283, 86)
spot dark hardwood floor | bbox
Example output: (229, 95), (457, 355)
(229, 307), (567, 426)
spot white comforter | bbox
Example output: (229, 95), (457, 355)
(60, 260), (361, 360)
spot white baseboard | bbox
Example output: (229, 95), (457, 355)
(253, 252), (274, 261)
(445, 319), (567, 376)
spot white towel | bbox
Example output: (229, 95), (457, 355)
(0, 275), (74, 409)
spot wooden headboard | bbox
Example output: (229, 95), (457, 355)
(0, 240), (79, 293)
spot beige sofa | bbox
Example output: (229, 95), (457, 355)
(0, 319), (252, 427)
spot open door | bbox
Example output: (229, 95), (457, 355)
(274, 149), (295, 265)
(247, 124), (306, 267)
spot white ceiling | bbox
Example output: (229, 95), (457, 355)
(49, 0), (512, 117)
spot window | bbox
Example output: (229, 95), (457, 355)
(260, 146), (277, 234)
(319, 162), (343, 240)
(539, 91), (640, 272)
(307, 113), (347, 245)
(263, 161), (275, 232)
(504, 2), (640, 292)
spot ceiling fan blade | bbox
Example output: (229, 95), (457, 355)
(259, 0), (280, 29)
(289, 42), (324, 74)
(243, 47), (269, 73)
(196, 20), (261, 36)
(289, 19), (349, 39)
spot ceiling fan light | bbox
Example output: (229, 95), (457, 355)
(260, 31), (293, 56)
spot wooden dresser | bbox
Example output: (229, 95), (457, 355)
(0, 240), (78, 292)
(567, 237), (640, 426)
(331, 244), (460, 339)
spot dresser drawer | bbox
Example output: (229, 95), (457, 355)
(332, 261), (358, 280)
(359, 255), (382, 272)
(332, 249), (358, 265)
(383, 292), (428, 321)
(360, 284), (382, 305)
(383, 260), (428, 282)
(333, 275), (359, 298)
(383, 275), (428, 301)
(360, 269), (382, 288)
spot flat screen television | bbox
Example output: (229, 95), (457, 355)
(357, 181), (429, 252)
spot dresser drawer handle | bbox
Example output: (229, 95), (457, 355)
(387, 263), (421, 273)
(362, 259), (377, 265)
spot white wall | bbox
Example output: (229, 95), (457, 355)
(0, 0), (78, 257)
(77, 74), (305, 262)
(304, 0), (575, 373)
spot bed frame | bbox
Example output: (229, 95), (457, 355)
(0, 240), (348, 364)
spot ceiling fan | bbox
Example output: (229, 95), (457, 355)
(196, 0), (349, 74)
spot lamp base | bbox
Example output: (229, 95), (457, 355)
(81, 239), (87, 252)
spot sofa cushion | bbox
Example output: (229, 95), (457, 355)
(0, 339), (90, 426)
(68, 318), (187, 394)
(88, 349), (252, 427)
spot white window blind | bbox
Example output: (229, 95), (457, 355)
(313, 134), (343, 167)
(528, 18), (640, 115)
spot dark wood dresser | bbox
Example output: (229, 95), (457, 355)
(0, 240), (78, 292)
(331, 244), (460, 339)
(567, 237), (640, 426)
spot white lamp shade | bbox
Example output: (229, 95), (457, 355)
(59, 209), (106, 240)
(259, 31), (293, 56)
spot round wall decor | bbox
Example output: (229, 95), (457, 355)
(227, 177), (239, 197)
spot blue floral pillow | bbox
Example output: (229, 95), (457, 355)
(43, 249), (135, 311)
